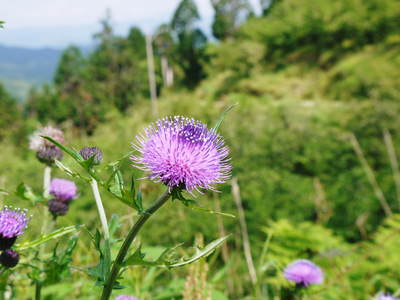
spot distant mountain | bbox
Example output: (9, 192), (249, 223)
(0, 44), (62, 100)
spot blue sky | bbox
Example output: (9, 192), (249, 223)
(1, 0), (261, 49)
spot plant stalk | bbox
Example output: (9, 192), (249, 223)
(35, 282), (42, 300)
(100, 189), (171, 300)
(90, 178), (110, 240)
(43, 166), (51, 198)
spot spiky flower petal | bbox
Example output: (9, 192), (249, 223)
(0, 207), (29, 250)
(284, 259), (323, 287)
(131, 116), (231, 193)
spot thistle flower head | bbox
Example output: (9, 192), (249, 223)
(284, 259), (323, 287)
(0, 207), (29, 250)
(79, 146), (103, 164)
(114, 296), (139, 300)
(377, 295), (400, 300)
(29, 126), (64, 151)
(131, 116), (231, 193)
(50, 178), (77, 202)
(29, 126), (65, 164)
(0, 249), (20, 268)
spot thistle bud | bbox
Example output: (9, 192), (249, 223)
(0, 249), (20, 268)
(48, 199), (69, 217)
(79, 146), (103, 165)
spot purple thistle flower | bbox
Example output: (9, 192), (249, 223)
(0, 249), (20, 268)
(284, 259), (323, 287)
(29, 126), (65, 165)
(131, 116), (231, 193)
(377, 295), (400, 300)
(0, 207), (29, 250)
(50, 178), (77, 202)
(115, 296), (139, 300)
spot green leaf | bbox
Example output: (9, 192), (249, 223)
(213, 103), (238, 132)
(54, 160), (89, 182)
(42, 136), (83, 163)
(0, 188), (8, 196)
(87, 232), (111, 286)
(169, 235), (230, 268)
(15, 183), (43, 204)
(123, 236), (230, 269)
(15, 226), (81, 251)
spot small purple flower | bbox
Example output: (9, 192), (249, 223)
(29, 126), (65, 165)
(377, 295), (400, 300)
(284, 259), (323, 287)
(50, 178), (77, 202)
(80, 146), (103, 164)
(131, 116), (231, 193)
(0, 207), (29, 250)
(0, 249), (20, 268)
(115, 296), (139, 300)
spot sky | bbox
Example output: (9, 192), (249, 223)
(0, 0), (261, 49)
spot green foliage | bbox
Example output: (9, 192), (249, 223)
(0, 83), (20, 140)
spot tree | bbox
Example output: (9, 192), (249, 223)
(54, 46), (85, 86)
(154, 24), (175, 87)
(171, 0), (207, 88)
(211, 0), (253, 40)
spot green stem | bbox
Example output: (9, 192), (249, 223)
(35, 282), (42, 300)
(100, 189), (171, 300)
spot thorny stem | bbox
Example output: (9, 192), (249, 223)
(100, 189), (171, 300)
(90, 178), (110, 240)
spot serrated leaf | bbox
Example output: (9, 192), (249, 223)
(213, 103), (238, 132)
(15, 183), (43, 204)
(15, 225), (81, 251)
(169, 235), (230, 268)
(87, 236), (111, 286)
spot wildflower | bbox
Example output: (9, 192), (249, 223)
(377, 294), (400, 300)
(48, 199), (69, 217)
(0, 207), (29, 250)
(79, 146), (103, 165)
(114, 296), (139, 300)
(29, 126), (64, 165)
(49, 178), (77, 202)
(131, 116), (231, 193)
(284, 259), (323, 287)
(0, 249), (20, 268)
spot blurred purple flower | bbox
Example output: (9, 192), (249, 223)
(0, 207), (29, 250)
(284, 259), (323, 287)
(131, 116), (231, 193)
(377, 295), (400, 300)
(114, 296), (139, 300)
(50, 178), (77, 202)
(29, 126), (65, 164)
(48, 199), (69, 217)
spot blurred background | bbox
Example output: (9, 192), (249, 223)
(0, 0), (400, 299)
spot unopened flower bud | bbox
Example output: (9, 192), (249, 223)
(48, 199), (69, 217)
(0, 249), (20, 268)
(79, 146), (103, 165)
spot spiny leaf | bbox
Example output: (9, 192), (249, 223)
(54, 160), (89, 182)
(15, 225), (81, 251)
(213, 103), (238, 132)
(169, 235), (230, 268)
(42, 136), (83, 163)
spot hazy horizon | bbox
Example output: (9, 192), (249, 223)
(1, 0), (261, 49)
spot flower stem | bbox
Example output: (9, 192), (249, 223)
(90, 178), (110, 240)
(100, 189), (171, 300)
(43, 166), (51, 198)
